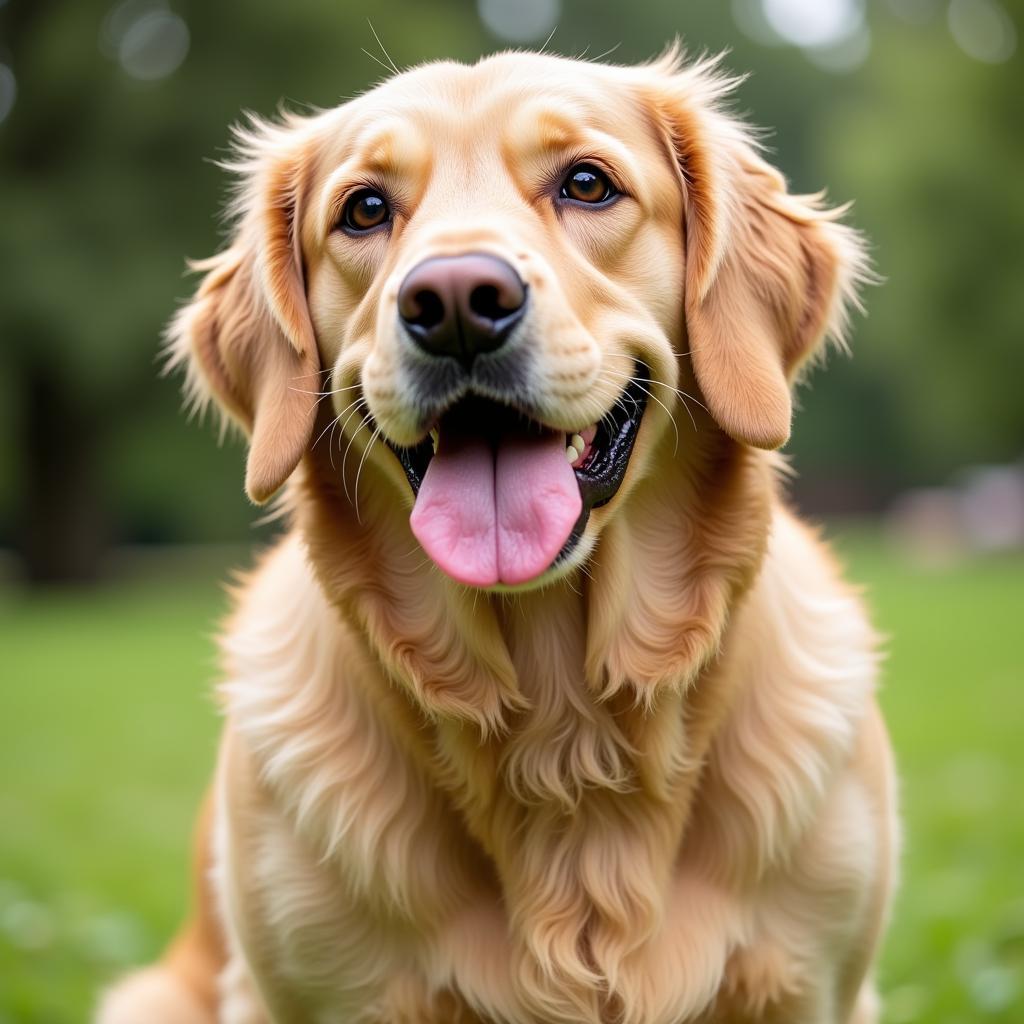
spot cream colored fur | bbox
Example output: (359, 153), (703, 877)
(99, 48), (897, 1024)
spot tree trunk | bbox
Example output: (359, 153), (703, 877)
(18, 353), (106, 583)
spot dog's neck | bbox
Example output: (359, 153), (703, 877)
(282, 439), (784, 1018)
(229, 440), (874, 1022)
(298, 430), (773, 805)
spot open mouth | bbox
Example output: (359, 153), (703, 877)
(387, 364), (649, 587)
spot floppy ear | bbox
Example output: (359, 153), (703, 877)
(644, 53), (867, 449)
(166, 119), (321, 503)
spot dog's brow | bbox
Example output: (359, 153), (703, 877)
(312, 119), (431, 239)
(505, 104), (589, 161)
(498, 101), (646, 202)
(502, 101), (644, 191)
(352, 123), (428, 177)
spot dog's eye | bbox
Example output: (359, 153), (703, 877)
(560, 164), (617, 205)
(341, 189), (391, 232)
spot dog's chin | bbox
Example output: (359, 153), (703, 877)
(381, 364), (649, 590)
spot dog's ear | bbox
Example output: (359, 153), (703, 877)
(642, 52), (867, 449)
(166, 118), (321, 503)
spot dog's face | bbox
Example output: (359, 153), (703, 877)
(170, 50), (863, 591)
(308, 55), (689, 589)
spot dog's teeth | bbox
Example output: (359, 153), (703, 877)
(565, 446), (577, 464)
(570, 434), (585, 454)
(430, 428), (439, 453)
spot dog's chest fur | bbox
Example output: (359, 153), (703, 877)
(218, 517), (880, 1024)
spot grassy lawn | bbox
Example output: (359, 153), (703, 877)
(1, 531), (1022, 1022)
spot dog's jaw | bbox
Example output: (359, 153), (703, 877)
(381, 365), (650, 590)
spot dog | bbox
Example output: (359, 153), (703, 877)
(98, 47), (897, 1024)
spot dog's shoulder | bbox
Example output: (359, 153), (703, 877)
(219, 532), (334, 673)
(692, 502), (882, 872)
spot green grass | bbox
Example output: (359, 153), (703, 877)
(832, 530), (1024, 1023)
(1, 532), (1022, 1022)
(0, 553), (227, 1023)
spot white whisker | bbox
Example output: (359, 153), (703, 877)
(289, 383), (363, 398)
(311, 396), (361, 456)
(338, 399), (370, 502)
(352, 422), (383, 526)
(598, 370), (686, 449)
(603, 349), (706, 413)
(290, 368), (334, 381)
(600, 356), (706, 432)
(331, 397), (366, 473)
(590, 42), (622, 63)
(366, 19), (400, 75)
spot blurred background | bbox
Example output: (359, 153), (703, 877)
(0, 0), (1021, 1020)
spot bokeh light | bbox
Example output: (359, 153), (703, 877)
(804, 22), (872, 72)
(731, 0), (786, 46)
(100, 0), (190, 80)
(948, 0), (1017, 63)
(477, 0), (560, 44)
(734, 0), (871, 71)
(0, 63), (15, 125)
(887, 0), (940, 23)
(761, 0), (865, 47)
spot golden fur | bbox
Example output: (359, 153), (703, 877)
(98, 48), (896, 1024)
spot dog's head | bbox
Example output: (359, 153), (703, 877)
(169, 49), (865, 596)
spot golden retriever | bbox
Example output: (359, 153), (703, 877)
(98, 47), (897, 1024)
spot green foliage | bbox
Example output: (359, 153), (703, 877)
(809, 15), (1024, 486)
(0, 556), (226, 1019)
(0, 1), (1021, 549)
(1, 530), (1022, 1020)
(834, 528), (1024, 1021)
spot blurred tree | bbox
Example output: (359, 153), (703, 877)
(0, 0), (489, 579)
(0, 0), (1021, 578)
(810, 8), (1024, 491)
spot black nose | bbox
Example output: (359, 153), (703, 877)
(397, 253), (527, 368)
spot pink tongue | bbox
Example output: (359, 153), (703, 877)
(410, 429), (582, 587)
